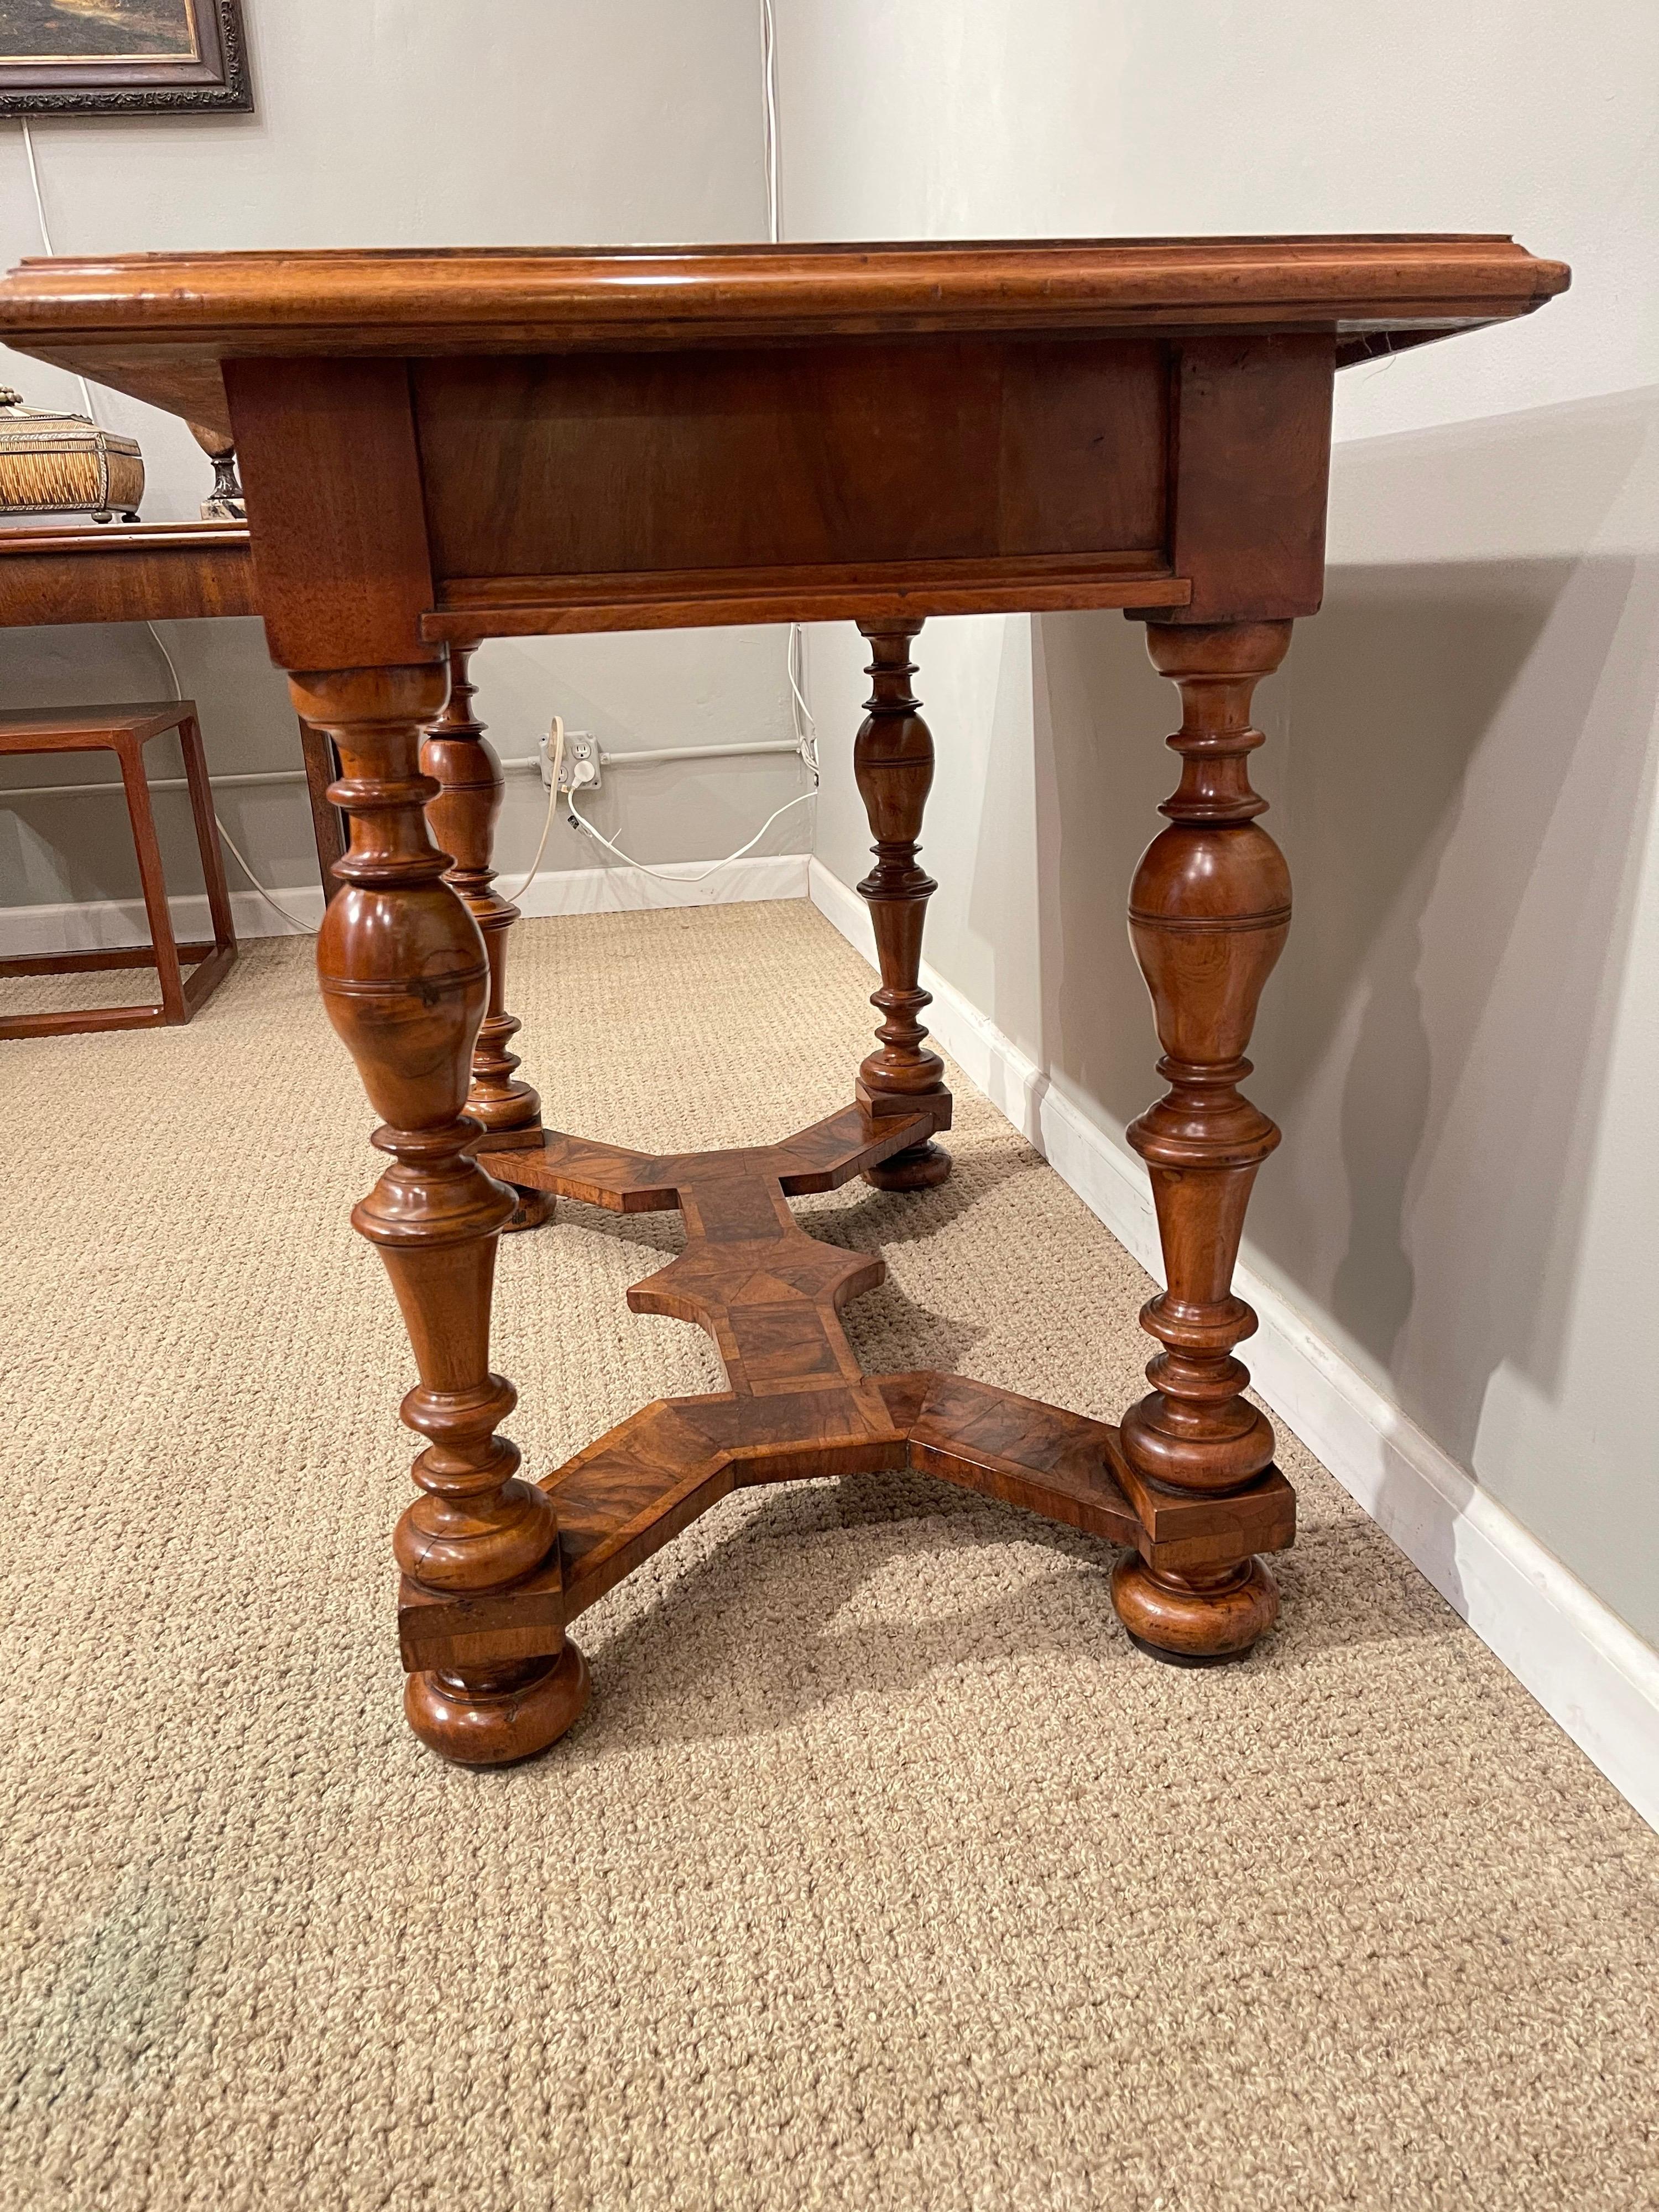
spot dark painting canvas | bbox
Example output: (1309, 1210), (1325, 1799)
(0, 0), (199, 61)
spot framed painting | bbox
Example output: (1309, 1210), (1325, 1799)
(0, 0), (251, 114)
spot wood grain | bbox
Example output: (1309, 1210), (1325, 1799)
(852, 623), (952, 1189)
(466, 1098), (1294, 1642)
(418, 640), (548, 1230)
(1113, 620), (1297, 1661)
(0, 521), (253, 628)
(422, 551), (1187, 639)
(224, 357), (440, 671)
(1155, 336), (1335, 624)
(0, 237), (1569, 435)
(0, 701), (235, 1038)
(290, 661), (586, 1767)
(414, 340), (1166, 581)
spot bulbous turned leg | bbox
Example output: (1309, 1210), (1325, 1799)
(420, 640), (551, 1233)
(852, 620), (952, 1190)
(406, 1646), (591, 1766)
(1110, 1557), (1280, 1667)
(293, 661), (587, 1765)
(1113, 619), (1297, 1663)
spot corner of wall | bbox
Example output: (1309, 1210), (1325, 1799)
(808, 853), (1659, 1834)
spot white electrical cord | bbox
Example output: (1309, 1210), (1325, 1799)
(762, 0), (818, 779)
(566, 4), (817, 884)
(568, 787), (818, 885)
(497, 717), (562, 905)
(20, 122), (97, 426)
(760, 0), (782, 247)
(148, 622), (320, 934)
(22, 118), (319, 937)
(788, 621), (817, 773)
(24, 81), (816, 915)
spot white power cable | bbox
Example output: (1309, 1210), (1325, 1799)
(788, 622), (817, 774)
(22, 117), (317, 937)
(146, 615), (318, 934)
(760, 0), (818, 781)
(497, 717), (562, 905)
(567, 787), (818, 885)
(23, 91), (815, 917)
(760, 0), (782, 248)
(568, 6), (818, 886)
(20, 121), (97, 425)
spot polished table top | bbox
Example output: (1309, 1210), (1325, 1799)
(0, 520), (253, 628)
(0, 233), (1569, 429)
(0, 233), (1572, 654)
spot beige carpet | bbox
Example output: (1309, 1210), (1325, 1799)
(1, 899), (1655, 2212)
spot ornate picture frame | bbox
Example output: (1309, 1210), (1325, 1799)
(0, 0), (251, 116)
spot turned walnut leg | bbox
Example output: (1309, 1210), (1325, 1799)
(291, 662), (588, 1765)
(298, 720), (347, 905)
(420, 641), (552, 1233)
(1111, 621), (1294, 1663)
(853, 620), (952, 1191)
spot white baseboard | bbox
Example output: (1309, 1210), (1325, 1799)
(809, 857), (1659, 1832)
(0, 883), (324, 951)
(0, 852), (812, 954)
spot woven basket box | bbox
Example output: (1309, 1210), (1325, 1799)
(0, 388), (143, 522)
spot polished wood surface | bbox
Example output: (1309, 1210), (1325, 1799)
(0, 238), (1568, 637)
(0, 700), (235, 1037)
(852, 623), (952, 1191)
(0, 234), (1568, 1760)
(414, 337), (1168, 581)
(0, 519), (349, 906)
(1160, 337), (1334, 623)
(426, 551), (1188, 640)
(477, 1103), (1293, 1635)
(418, 641), (550, 1231)
(1113, 622), (1296, 1660)
(290, 661), (583, 1765)
(224, 357), (441, 673)
(0, 519), (254, 627)
(0, 236), (1568, 435)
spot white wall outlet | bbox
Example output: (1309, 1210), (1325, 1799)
(539, 728), (601, 794)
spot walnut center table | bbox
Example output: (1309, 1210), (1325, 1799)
(0, 236), (1569, 1765)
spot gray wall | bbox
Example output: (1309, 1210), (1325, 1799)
(782, 0), (1659, 1647)
(0, 0), (804, 917)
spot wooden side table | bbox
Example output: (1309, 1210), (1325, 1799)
(0, 235), (1569, 1766)
(0, 701), (236, 1039)
(0, 523), (351, 912)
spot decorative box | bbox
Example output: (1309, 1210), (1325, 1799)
(0, 386), (143, 523)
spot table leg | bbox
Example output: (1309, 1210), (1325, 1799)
(298, 718), (347, 905)
(178, 713), (238, 959)
(852, 619), (952, 1190)
(117, 729), (189, 1024)
(289, 661), (588, 1765)
(420, 640), (552, 1231)
(1110, 620), (1294, 1663)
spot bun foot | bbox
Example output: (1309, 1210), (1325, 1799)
(502, 1185), (554, 1232)
(863, 1139), (951, 1192)
(405, 1640), (591, 1765)
(1111, 1554), (1277, 1663)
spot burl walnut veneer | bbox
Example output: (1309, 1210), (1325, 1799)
(0, 236), (1568, 1762)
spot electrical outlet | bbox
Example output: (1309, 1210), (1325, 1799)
(539, 728), (601, 794)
